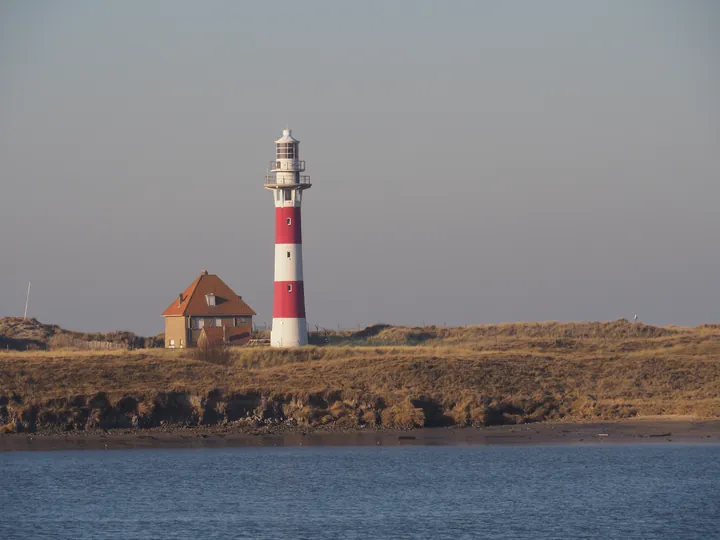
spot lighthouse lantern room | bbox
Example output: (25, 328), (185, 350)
(264, 129), (312, 347)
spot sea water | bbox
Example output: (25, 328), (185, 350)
(0, 444), (718, 539)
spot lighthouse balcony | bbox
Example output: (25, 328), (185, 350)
(269, 160), (306, 172)
(264, 175), (312, 189)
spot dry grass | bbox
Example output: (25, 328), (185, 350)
(0, 317), (162, 350)
(1, 320), (719, 431)
(318, 320), (688, 346)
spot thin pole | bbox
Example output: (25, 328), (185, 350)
(24, 281), (31, 319)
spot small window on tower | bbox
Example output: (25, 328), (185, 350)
(277, 143), (295, 160)
(286, 217), (292, 226)
(284, 189), (292, 201)
(287, 284), (293, 293)
(287, 251), (291, 259)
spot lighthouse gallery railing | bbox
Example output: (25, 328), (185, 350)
(264, 175), (311, 186)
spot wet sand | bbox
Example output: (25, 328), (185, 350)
(1, 418), (719, 452)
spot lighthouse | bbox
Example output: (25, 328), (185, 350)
(264, 128), (312, 347)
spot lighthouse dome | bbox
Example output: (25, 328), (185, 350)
(275, 128), (299, 144)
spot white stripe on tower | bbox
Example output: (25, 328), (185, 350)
(273, 244), (304, 282)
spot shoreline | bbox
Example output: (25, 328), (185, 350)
(2, 418), (719, 452)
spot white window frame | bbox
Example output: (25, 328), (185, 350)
(276, 143), (296, 159)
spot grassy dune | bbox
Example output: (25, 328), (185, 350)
(0, 316), (162, 350)
(1, 321), (719, 432)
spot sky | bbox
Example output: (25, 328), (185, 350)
(0, 1), (718, 335)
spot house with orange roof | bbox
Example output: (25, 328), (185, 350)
(161, 270), (256, 349)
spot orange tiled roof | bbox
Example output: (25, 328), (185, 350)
(162, 271), (257, 317)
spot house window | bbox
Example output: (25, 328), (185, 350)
(196, 318), (205, 329)
(179, 339), (184, 348)
(216, 318), (222, 327)
(286, 217), (292, 226)
(169, 339), (175, 348)
(206, 293), (216, 307)
(287, 284), (293, 293)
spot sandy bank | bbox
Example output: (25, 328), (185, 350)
(2, 419), (719, 452)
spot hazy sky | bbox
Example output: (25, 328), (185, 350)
(1, 1), (718, 335)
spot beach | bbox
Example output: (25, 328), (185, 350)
(2, 418), (718, 452)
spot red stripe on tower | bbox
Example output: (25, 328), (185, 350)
(273, 281), (306, 318)
(275, 207), (302, 244)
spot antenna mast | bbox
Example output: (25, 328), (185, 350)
(24, 282), (31, 319)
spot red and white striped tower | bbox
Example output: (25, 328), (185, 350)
(264, 128), (312, 347)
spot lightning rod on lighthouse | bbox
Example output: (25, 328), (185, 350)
(264, 128), (312, 347)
